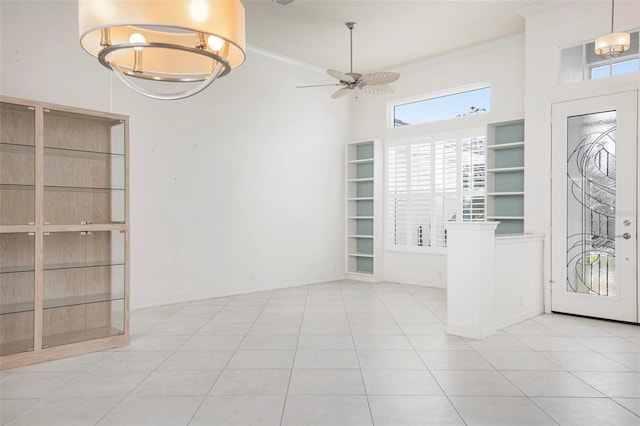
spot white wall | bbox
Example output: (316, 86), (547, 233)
(521, 0), (640, 310)
(1, 1), (351, 309)
(350, 34), (526, 287)
(1, 1), (111, 111)
(114, 54), (350, 308)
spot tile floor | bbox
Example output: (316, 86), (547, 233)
(1, 280), (639, 425)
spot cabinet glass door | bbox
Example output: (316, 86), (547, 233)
(43, 109), (125, 225)
(0, 233), (35, 356)
(42, 230), (125, 348)
(0, 102), (35, 226)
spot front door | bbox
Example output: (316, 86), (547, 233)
(551, 91), (638, 323)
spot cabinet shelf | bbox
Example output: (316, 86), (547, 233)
(0, 302), (33, 315)
(348, 216), (374, 220)
(43, 293), (124, 311)
(44, 146), (125, 158)
(347, 234), (374, 239)
(43, 260), (125, 272)
(487, 141), (524, 149)
(0, 338), (33, 357)
(44, 185), (125, 192)
(348, 177), (374, 183)
(348, 197), (374, 201)
(0, 264), (35, 274)
(42, 326), (124, 349)
(0, 142), (35, 152)
(0, 183), (35, 190)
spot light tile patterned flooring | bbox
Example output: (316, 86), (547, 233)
(1, 281), (639, 425)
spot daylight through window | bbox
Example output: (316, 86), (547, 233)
(391, 86), (490, 128)
(386, 131), (486, 250)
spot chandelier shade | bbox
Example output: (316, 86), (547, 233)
(594, 0), (630, 59)
(595, 32), (631, 59)
(79, 0), (246, 100)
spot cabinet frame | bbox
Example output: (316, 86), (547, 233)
(0, 96), (130, 370)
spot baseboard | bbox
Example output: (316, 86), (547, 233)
(446, 324), (498, 340)
(494, 306), (545, 331)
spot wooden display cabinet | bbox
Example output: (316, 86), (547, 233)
(0, 97), (129, 370)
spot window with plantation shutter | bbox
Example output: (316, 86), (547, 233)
(386, 130), (485, 250)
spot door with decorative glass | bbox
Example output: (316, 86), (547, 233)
(551, 91), (638, 323)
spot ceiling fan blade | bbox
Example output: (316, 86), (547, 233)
(331, 87), (351, 99)
(296, 83), (342, 88)
(360, 71), (400, 85)
(361, 84), (394, 95)
(327, 69), (355, 83)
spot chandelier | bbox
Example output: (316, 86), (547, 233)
(594, 0), (630, 59)
(79, 0), (246, 100)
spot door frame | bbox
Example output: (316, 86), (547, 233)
(549, 90), (639, 323)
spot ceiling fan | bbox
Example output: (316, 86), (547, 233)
(298, 22), (400, 99)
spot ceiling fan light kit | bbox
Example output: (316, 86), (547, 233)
(78, 0), (246, 100)
(298, 21), (399, 99)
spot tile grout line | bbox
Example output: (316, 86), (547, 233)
(340, 280), (375, 426)
(278, 284), (309, 426)
(375, 283), (468, 426)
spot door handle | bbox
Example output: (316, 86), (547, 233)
(616, 232), (632, 239)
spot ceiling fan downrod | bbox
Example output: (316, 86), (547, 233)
(346, 21), (356, 75)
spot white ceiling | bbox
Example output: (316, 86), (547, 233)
(243, 0), (541, 74)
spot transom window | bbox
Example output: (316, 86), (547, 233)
(390, 84), (490, 128)
(559, 29), (639, 85)
(386, 130), (486, 251)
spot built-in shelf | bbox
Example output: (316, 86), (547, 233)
(486, 120), (525, 236)
(346, 140), (382, 280)
(486, 141), (524, 149)
(487, 192), (525, 196)
(347, 253), (374, 258)
(347, 158), (374, 164)
(44, 185), (125, 192)
(486, 167), (525, 173)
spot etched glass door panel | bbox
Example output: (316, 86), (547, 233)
(566, 111), (617, 297)
(552, 92), (637, 323)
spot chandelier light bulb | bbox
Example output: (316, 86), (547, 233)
(129, 32), (145, 51)
(208, 35), (224, 51)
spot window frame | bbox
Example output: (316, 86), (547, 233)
(384, 128), (486, 254)
(387, 82), (491, 129)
